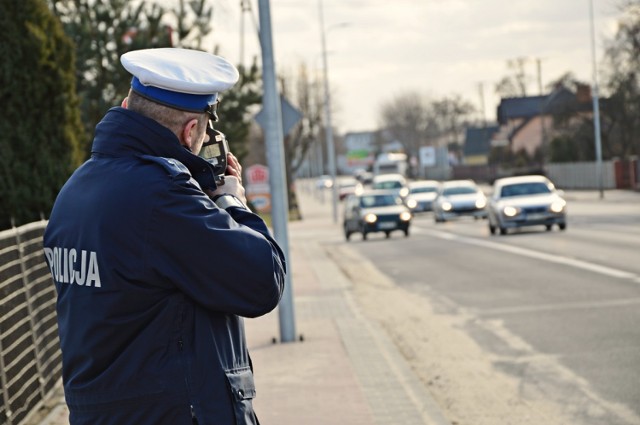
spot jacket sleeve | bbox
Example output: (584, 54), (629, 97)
(145, 173), (286, 318)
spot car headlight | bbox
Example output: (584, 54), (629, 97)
(475, 198), (487, 209)
(399, 211), (412, 222)
(549, 200), (566, 213)
(399, 187), (409, 197)
(503, 206), (521, 217)
(364, 213), (377, 223)
(441, 201), (452, 211)
(406, 198), (417, 209)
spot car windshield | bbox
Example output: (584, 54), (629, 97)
(442, 186), (477, 196)
(360, 194), (402, 208)
(500, 182), (551, 197)
(373, 181), (403, 190)
(411, 186), (438, 194)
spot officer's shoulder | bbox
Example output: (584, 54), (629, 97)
(139, 155), (190, 179)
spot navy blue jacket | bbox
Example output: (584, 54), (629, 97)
(43, 107), (286, 425)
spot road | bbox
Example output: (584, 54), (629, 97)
(328, 190), (640, 425)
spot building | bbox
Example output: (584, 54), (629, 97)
(495, 85), (594, 159)
(463, 125), (499, 165)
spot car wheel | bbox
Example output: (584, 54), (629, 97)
(559, 222), (567, 231)
(344, 227), (351, 241)
(545, 224), (552, 231)
(385, 231), (391, 239)
(489, 223), (496, 235)
(499, 227), (507, 235)
(404, 228), (410, 237)
(435, 216), (444, 223)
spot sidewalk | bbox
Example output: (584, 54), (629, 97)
(32, 185), (451, 425)
(246, 186), (450, 425)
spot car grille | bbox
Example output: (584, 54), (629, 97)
(453, 205), (479, 212)
(522, 206), (547, 214)
(377, 214), (399, 222)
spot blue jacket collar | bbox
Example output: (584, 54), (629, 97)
(92, 107), (218, 190)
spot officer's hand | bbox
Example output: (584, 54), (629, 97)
(208, 176), (247, 205)
(225, 152), (243, 182)
(206, 153), (247, 204)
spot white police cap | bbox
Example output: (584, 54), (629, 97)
(120, 48), (239, 113)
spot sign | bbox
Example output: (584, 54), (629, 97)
(419, 146), (436, 167)
(254, 95), (303, 136)
(245, 164), (271, 213)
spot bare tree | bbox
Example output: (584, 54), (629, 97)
(431, 95), (476, 159)
(495, 57), (531, 98)
(600, 0), (640, 160)
(378, 92), (429, 160)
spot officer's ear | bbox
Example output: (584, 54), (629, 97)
(181, 118), (200, 151)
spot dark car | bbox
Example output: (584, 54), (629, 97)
(487, 175), (567, 235)
(343, 190), (412, 241)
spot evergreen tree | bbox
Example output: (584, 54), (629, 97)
(215, 59), (263, 161)
(0, 0), (84, 229)
(48, 0), (259, 162)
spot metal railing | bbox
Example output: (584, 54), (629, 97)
(0, 221), (61, 425)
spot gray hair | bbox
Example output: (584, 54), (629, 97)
(126, 91), (208, 137)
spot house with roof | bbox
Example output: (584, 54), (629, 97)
(495, 84), (594, 159)
(462, 125), (499, 165)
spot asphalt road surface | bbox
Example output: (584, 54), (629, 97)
(335, 190), (640, 425)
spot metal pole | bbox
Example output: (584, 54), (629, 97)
(589, 0), (604, 199)
(257, 0), (296, 343)
(318, 0), (338, 223)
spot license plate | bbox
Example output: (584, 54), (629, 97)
(378, 222), (396, 229)
(527, 213), (546, 220)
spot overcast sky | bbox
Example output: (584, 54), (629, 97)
(209, 0), (623, 134)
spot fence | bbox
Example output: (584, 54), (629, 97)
(0, 221), (60, 425)
(452, 159), (640, 190)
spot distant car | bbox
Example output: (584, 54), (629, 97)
(337, 177), (364, 201)
(405, 180), (440, 212)
(354, 170), (374, 185)
(371, 173), (409, 198)
(433, 180), (487, 222)
(343, 190), (412, 241)
(315, 174), (333, 189)
(487, 175), (567, 235)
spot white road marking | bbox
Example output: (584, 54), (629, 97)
(413, 227), (639, 281)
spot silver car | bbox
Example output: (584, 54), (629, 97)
(487, 175), (567, 235)
(433, 180), (488, 222)
(405, 180), (440, 212)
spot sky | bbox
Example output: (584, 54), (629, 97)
(208, 0), (624, 134)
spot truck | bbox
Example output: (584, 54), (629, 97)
(373, 152), (408, 176)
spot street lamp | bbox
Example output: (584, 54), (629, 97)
(318, 0), (339, 223)
(589, 0), (604, 199)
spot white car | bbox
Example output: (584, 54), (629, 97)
(405, 180), (440, 212)
(371, 174), (409, 198)
(433, 180), (487, 222)
(487, 175), (567, 235)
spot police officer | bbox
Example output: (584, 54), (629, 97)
(43, 48), (286, 425)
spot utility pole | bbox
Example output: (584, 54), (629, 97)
(589, 0), (604, 199)
(536, 58), (547, 163)
(318, 0), (338, 223)
(257, 0), (297, 343)
(477, 82), (486, 127)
